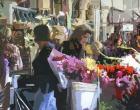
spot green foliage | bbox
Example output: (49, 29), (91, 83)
(99, 101), (113, 110)
(99, 99), (126, 110)
(24, 32), (35, 48)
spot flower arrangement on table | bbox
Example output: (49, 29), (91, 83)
(97, 64), (138, 100)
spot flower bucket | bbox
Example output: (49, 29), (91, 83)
(71, 82), (99, 110)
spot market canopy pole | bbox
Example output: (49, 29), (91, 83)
(0, 36), (4, 88)
(0, 17), (7, 88)
(92, 0), (101, 41)
(66, 0), (72, 30)
(94, 9), (101, 41)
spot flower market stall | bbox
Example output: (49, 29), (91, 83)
(1, 1), (140, 110)
(47, 39), (140, 110)
(95, 43), (140, 109)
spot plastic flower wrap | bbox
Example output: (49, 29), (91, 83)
(120, 55), (140, 73)
(134, 52), (140, 63)
(48, 49), (68, 89)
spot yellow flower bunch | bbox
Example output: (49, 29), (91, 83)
(85, 44), (93, 55)
(82, 57), (96, 71)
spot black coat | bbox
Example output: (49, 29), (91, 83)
(32, 46), (58, 93)
(61, 39), (83, 58)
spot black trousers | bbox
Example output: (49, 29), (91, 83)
(54, 89), (67, 110)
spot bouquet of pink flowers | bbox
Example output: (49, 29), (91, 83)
(59, 55), (85, 81)
(50, 49), (98, 83)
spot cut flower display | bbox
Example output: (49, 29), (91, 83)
(97, 64), (138, 100)
(48, 49), (140, 102)
(53, 55), (98, 83)
(49, 49), (98, 83)
(81, 57), (96, 71)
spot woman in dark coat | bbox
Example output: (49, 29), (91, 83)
(62, 24), (92, 58)
(55, 24), (92, 110)
(32, 25), (59, 110)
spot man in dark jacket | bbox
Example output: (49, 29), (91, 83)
(32, 25), (58, 109)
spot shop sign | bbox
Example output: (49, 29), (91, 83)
(122, 24), (133, 31)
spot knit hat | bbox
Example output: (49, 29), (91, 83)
(34, 25), (50, 41)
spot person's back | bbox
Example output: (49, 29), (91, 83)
(32, 25), (58, 110)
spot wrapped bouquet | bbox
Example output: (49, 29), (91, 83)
(48, 48), (68, 89)
(48, 49), (99, 84)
